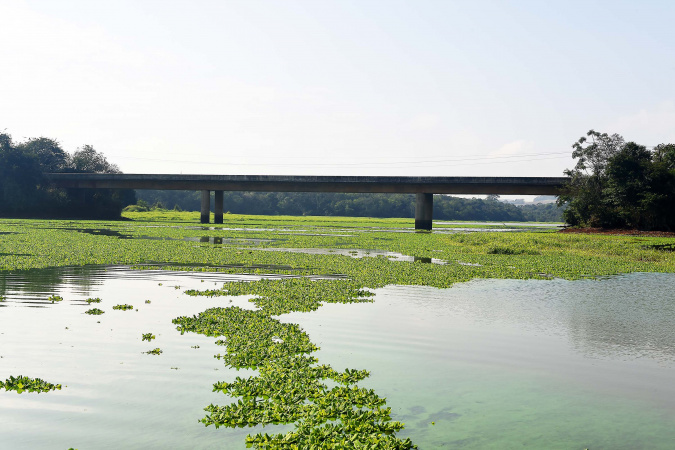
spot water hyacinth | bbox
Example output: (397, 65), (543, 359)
(175, 279), (416, 448)
(48, 295), (63, 303)
(112, 304), (133, 311)
(0, 375), (62, 394)
(142, 333), (156, 341)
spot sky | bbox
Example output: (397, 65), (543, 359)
(1, 0), (675, 180)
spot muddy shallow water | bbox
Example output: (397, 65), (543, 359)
(1, 268), (674, 449)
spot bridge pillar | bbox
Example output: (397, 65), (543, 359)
(200, 190), (211, 224)
(214, 191), (224, 224)
(415, 193), (433, 230)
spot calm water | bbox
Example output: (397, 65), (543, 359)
(1, 268), (675, 449)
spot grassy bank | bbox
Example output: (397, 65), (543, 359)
(1, 212), (673, 282)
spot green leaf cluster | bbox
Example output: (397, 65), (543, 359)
(112, 304), (133, 311)
(142, 333), (156, 341)
(0, 375), (62, 394)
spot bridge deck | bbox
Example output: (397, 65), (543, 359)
(46, 174), (568, 229)
(47, 174), (567, 195)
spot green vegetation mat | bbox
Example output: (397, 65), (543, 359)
(1, 212), (674, 448)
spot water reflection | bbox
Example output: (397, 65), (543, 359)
(0, 264), (344, 306)
(561, 274), (675, 361)
(403, 273), (675, 363)
(254, 247), (447, 264)
(189, 236), (282, 245)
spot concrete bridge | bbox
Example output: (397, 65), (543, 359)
(47, 174), (568, 230)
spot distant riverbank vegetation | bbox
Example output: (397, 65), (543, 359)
(17, 126), (675, 229)
(133, 191), (565, 222)
(0, 131), (135, 219)
(559, 130), (675, 231)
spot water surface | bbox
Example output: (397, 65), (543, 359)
(1, 269), (674, 449)
(285, 273), (675, 449)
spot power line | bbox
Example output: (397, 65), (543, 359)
(112, 152), (572, 168)
(109, 150), (572, 165)
(106, 148), (571, 162)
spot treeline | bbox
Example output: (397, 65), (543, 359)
(559, 130), (675, 230)
(0, 131), (135, 218)
(135, 190), (565, 222)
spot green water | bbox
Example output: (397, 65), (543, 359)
(284, 276), (675, 449)
(1, 268), (674, 449)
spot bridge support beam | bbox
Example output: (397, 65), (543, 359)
(200, 190), (211, 224)
(415, 193), (433, 230)
(214, 190), (224, 224)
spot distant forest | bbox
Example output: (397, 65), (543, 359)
(134, 190), (565, 222)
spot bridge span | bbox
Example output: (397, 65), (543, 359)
(47, 174), (568, 230)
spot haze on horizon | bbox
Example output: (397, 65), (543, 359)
(1, 0), (674, 179)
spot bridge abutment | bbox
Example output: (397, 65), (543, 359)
(200, 190), (210, 224)
(415, 193), (433, 230)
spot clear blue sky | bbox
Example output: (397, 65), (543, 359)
(1, 0), (674, 178)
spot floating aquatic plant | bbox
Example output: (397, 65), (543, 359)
(145, 348), (162, 355)
(85, 308), (104, 315)
(0, 375), (62, 394)
(86, 297), (102, 304)
(112, 304), (133, 311)
(48, 295), (63, 303)
(142, 333), (156, 341)
(174, 300), (415, 448)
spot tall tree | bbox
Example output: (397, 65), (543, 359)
(15, 137), (70, 173)
(558, 130), (675, 230)
(71, 145), (121, 174)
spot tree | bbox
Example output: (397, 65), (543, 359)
(15, 137), (70, 173)
(653, 143), (675, 169)
(0, 130), (132, 218)
(603, 142), (652, 228)
(558, 130), (675, 230)
(558, 130), (624, 227)
(0, 132), (45, 214)
(71, 144), (121, 174)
